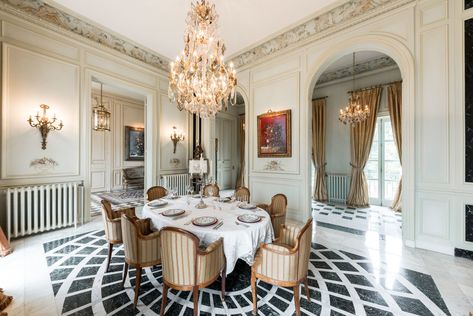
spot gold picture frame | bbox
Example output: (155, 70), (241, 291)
(257, 109), (292, 158)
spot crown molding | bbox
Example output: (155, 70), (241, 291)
(229, 0), (416, 69)
(0, 0), (170, 71)
(317, 56), (397, 85)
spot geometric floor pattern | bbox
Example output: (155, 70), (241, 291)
(313, 201), (402, 237)
(44, 230), (451, 316)
(90, 189), (145, 216)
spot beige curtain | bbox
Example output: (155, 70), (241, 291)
(312, 98), (328, 201)
(236, 115), (245, 188)
(387, 82), (402, 212)
(346, 87), (382, 207)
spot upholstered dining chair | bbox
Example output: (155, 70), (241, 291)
(235, 186), (251, 202)
(257, 194), (287, 238)
(146, 186), (167, 201)
(251, 218), (313, 316)
(160, 227), (226, 316)
(101, 200), (136, 272)
(203, 183), (220, 197)
(121, 214), (161, 306)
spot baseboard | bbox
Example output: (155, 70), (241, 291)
(454, 248), (473, 261)
(415, 240), (454, 256)
(404, 239), (415, 248)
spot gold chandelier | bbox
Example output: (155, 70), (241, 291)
(168, 0), (237, 118)
(339, 53), (370, 126)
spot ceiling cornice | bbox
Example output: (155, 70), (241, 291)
(317, 56), (396, 85)
(229, 0), (415, 68)
(0, 0), (170, 71)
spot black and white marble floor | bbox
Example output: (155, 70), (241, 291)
(90, 190), (145, 216)
(313, 202), (402, 238)
(42, 229), (452, 316)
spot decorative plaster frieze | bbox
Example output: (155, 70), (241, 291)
(316, 56), (396, 85)
(0, 0), (170, 71)
(229, 0), (415, 68)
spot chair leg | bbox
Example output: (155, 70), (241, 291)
(121, 262), (129, 287)
(251, 270), (257, 315)
(303, 277), (310, 302)
(134, 267), (142, 306)
(106, 243), (113, 272)
(293, 284), (301, 316)
(160, 283), (168, 316)
(221, 264), (226, 300)
(193, 286), (199, 316)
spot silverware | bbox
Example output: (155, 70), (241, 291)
(172, 213), (189, 221)
(213, 221), (224, 230)
(235, 221), (249, 228)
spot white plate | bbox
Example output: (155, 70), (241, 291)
(192, 216), (218, 227)
(147, 200), (168, 208)
(237, 214), (261, 223)
(164, 195), (180, 200)
(162, 209), (185, 217)
(218, 197), (231, 203)
(238, 202), (257, 210)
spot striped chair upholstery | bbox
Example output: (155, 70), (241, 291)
(101, 200), (136, 272)
(203, 183), (220, 197)
(160, 227), (226, 316)
(146, 186), (167, 201)
(257, 194), (287, 238)
(235, 186), (251, 202)
(121, 215), (161, 306)
(251, 218), (313, 316)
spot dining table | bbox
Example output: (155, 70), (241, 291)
(142, 196), (275, 274)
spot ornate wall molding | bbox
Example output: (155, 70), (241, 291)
(0, 0), (170, 71)
(316, 56), (396, 85)
(229, 0), (415, 68)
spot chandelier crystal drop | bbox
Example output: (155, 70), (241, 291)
(338, 53), (370, 126)
(168, 0), (237, 118)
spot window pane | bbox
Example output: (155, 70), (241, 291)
(369, 141), (379, 160)
(368, 179), (379, 199)
(384, 180), (398, 200)
(384, 161), (402, 181)
(384, 120), (394, 141)
(365, 160), (379, 180)
(384, 141), (399, 161)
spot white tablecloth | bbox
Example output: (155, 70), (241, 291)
(142, 197), (274, 274)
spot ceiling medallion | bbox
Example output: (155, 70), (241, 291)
(339, 53), (370, 126)
(168, 0), (237, 118)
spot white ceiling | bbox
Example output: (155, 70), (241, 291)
(48, 0), (341, 59)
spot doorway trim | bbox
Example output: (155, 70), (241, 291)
(83, 69), (159, 223)
(235, 86), (250, 189)
(304, 34), (415, 245)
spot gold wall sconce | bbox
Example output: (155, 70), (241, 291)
(170, 126), (185, 154)
(28, 104), (63, 150)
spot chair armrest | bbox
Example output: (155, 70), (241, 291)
(137, 234), (161, 263)
(257, 204), (270, 211)
(270, 212), (286, 219)
(111, 207), (136, 219)
(197, 238), (225, 283)
(139, 230), (160, 241)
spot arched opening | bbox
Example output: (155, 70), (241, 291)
(304, 35), (415, 245)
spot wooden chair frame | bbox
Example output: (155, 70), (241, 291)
(146, 186), (167, 201)
(160, 227), (226, 316)
(251, 219), (313, 316)
(235, 186), (251, 202)
(203, 183), (220, 197)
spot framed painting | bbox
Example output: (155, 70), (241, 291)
(257, 109), (292, 157)
(125, 126), (145, 161)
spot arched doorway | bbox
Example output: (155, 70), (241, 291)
(304, 35), (415, 245)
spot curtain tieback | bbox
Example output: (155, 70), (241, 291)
(350, 163), (363, 170)
(315, 162), (327, 169)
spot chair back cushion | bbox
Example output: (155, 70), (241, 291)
(296, 219), (313, 280)
(235, 187), (250, 202)
(160, 228), (198, 286)
(270, 194), (287, 215)
(101, 200), (122, 242)
(121, 215), (139, 262)
(203, 184), (220, 197)
(147, 186), (167, 201)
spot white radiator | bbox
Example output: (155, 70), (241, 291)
(160, 173), (191, 196)
(326, 174), (350, 203)
(6, 181), (83, 240)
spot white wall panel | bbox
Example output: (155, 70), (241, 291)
(1, 44), (80, 179)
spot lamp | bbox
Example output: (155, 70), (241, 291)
(189, 155), (208, 208)
(28, 104), (63, 150)
(92, 82), (111, 131)
(170, 126), (185, 154)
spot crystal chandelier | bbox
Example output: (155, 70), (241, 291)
(168, 0), (237, 118)
(339, 53), (370, 126)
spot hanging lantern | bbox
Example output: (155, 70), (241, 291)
(92, 82), (111, 131)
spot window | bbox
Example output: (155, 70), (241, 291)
(365, 116), (402, 206)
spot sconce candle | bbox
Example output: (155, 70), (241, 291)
(170, 126), (185, 154)
(27, 104), (63, 150)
